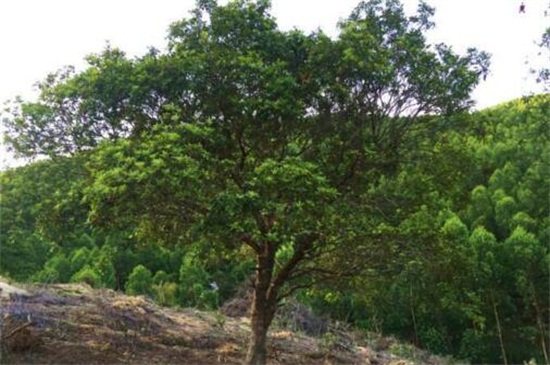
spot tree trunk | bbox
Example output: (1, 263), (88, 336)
(409, 285), (419, 346)
(491, 290), (508, 365)
(246, 296), (275, 364)
(245, 243), (277, 365)
(530, 285), (549, 364)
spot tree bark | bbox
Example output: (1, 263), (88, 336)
(246, 296), (275, 364)
(245, 243), (277, 365)
(530, 285), (549, 364)
(491, 290), (508, 365)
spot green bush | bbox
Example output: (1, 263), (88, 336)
(69, 247), (92, 273)
(32, 252), (72, 283)
(153, 281), (179, 306)
(125, 264), (154, 296)
(198, 289), (219, 310)
(31, 266), (60, 284)
(178, 256), (217, 308)
(94, 245), (117, 288)
(70, 265), (102, 287)
(419, 326), (450, 355)
(458, 329), (492, 364)
(153, 270), (169, 284)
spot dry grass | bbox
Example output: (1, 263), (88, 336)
(0, 280), (450, 365)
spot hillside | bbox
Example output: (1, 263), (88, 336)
(0, 279), (449, 365)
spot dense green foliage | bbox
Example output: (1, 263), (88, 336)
(298, 95), (550, 364)
(1, 0), (547, 363)
(3, 95), (547, 362)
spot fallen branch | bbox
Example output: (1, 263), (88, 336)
(2, 321), (32, 341)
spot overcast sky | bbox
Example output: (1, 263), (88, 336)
(0, 0), (548, 167)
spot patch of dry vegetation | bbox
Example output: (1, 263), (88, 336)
(0, 280), (452, 364)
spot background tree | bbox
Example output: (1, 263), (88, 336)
(323, 94), (549, 363)
(0, 156), (90, 280)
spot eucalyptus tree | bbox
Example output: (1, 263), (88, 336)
(3, 1), (489, 363)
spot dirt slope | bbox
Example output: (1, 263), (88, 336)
(0, 280), (448, 364)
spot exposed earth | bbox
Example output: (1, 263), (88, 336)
(0, 278), (451, 364)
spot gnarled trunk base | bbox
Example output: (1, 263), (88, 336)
(245, 287), (277, 364)
(245, 257), (278, 365)
(245, 317), (269, 365)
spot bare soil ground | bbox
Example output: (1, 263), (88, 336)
(0, 279), (450, 364)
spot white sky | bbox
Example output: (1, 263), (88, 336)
(0, 0), (549, 168)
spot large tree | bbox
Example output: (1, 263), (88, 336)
(3, 1), (489, 363)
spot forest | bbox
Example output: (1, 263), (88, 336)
(1, 0), (549, 364)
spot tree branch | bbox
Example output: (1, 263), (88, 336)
(240, 233), (261, 253)
(270, 232), (319, 297)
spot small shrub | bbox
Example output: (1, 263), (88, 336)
(31, 267), (60, 284)
(153, 281), (178, 306)
(69, 247), (92, 273)
(153, 270), (169, 284)
(125, 264), (154, 296)
(43, 253), (72, 283)
(389, 342), (419, 362)
(178, 256), (217, 308)
(319, 331), (338, 356)
(199, 289), (219, 310)
(70, 265), (102, 287)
